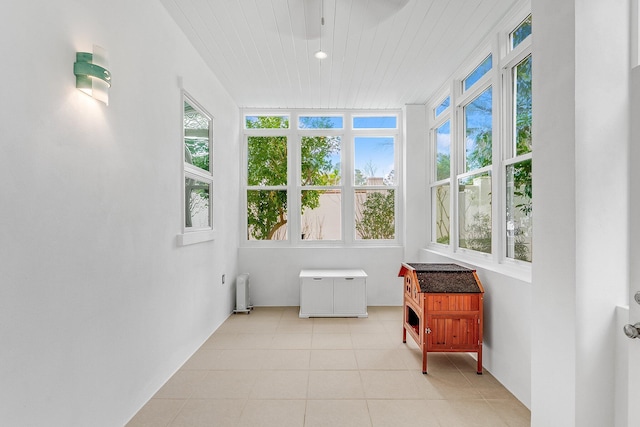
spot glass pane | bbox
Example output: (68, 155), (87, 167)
(463, 54), (492, 91)
(246, 190), (288, 240)
(432, 184), (450, 244)
(184, 100), (211, 172)
(301, 190), (342, 240)
(511, 15), (532, 50)
(247, 136), (287, 186)
(353, 116), (397, 129)
(185, 176), (211, 229)
(458, 172), (492, 253)
(298, 116), (343, 129)
(245, 115), (289, 129)
(301, 136), (341, 185)
(464, 87), (492, 171)
(436, 121), (451, 181)
(354, 137), (395, 185)
(514, 55), (532, 155)
(435, 97), (450, 117)
(355, 189), (395, 240)
(506, 160), (532, 262)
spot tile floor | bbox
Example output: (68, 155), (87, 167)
(127, 306), (530, 426)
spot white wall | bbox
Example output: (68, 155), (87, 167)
(531, 0), (630, 425)
(418, 251), (532, 408)
(0, 1), (240, 425)
(238, 247), (404, 306)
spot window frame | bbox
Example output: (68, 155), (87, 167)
(179, 91), (215, 245)
(241, 109), (402, 247)
(426, 5), (532, 279)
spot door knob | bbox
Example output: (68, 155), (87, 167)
(624, 322), (640, 339)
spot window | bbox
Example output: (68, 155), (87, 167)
(243, 110), (400, 245)
(183, 93), (213, 233)
(245, 115), (289, 240)
(428, 10), (532, 267)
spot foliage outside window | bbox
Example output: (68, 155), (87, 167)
(183, 94), (213, 231)
(244, 111), (399, 244)
(428, 11), (532, 265)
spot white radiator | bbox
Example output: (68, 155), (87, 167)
(233, 273), (252, 314)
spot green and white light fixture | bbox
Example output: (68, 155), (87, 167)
(73, 45), (111, 105)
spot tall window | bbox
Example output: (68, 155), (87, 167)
(183, 93), (213, 232)
(245, 115), (289, 240)
(428, 11), (532, 265)
(243, 110), (400, 244)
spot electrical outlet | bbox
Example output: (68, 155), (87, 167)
(221, 274), (225, 285)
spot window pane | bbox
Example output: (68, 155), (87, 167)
(435, 97), (450, 117)
(355, 189), (395, 240)
(353, 116), (397, 129)
(514, 55), (532, 155)
(247, 136), (287, 186)
(458, 172), (492, 253)
(184, 100), (211, 172)
(301, 136), (341, 185)
(245, 115), (289, 129)
(301, 190), (341, 240)
(354, 137), (395, 185)
(506, 160), (532, 262)
(432, 184), (450, 244)
(185, 176), (211, 229)
(436, 121), (451, 181)
(463, 55), (492, 91)
(246, 190), (288, 240)
(464, 87), (492, 171)
(511, 15), (532, 50)
(298, 116), (343, 129)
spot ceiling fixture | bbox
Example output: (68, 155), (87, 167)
(314, 0), (327, 59)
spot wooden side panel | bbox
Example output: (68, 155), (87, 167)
(426, 294), (480, 312)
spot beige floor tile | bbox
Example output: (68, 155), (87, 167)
(312, 318), (350, 333)
(361, 370), (425, 399)
(351, 333), (398, 349)
(429, 399), (509, 427)
(126, 398), (185, 426)
(311, 333), (352, 349)
(129, 307), (531, 427)
(191, 370), (257, 399)
(212, 349), (266, 370)
(355, 349), (408, 370)
(180, 348), (221, 370)
(310, 349), (358, 370)
(153, 370), (207, 399)
(305, 400), (372, 427)
(250, 370), (309, 399)
(271, 333), (313, 349)
(307, 370), (365, 399)
(201, 332), (273, 349)
(367, 400), (442, 427)
(169, 399), (245, 427)
(238, 399), (306, 427)
(413, 369), (482, 400)
(486, 399), (531, 427)
(262, 349), (311, 370)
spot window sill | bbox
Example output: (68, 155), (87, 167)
(177, 230), (216, 246)
(421, 247), (532, 283)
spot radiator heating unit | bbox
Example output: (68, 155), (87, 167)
(233, 273), (253, 314)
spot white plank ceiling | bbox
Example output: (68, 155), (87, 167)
(159, 0), (519, 109)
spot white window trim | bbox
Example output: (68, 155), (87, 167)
(426, 2), (532, 281)
(241, 109), (403, 248)
(178, 90), (216, 246)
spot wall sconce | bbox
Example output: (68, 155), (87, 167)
(73, 45), (111, 105)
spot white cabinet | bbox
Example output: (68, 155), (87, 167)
(299, 269), (368, 318)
